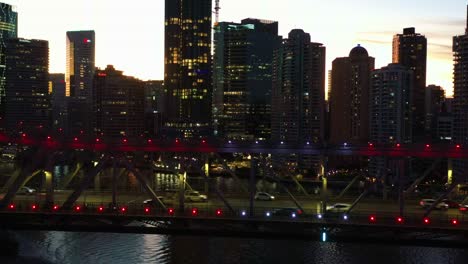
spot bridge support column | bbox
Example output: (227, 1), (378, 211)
(249, 157), (256, 218)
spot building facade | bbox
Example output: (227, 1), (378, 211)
(0, 3), (17, 124)
(271, 29), (325, 172)
(425, 84), (445, 140)
(164, 0), (212, 138)
(49, 73), (67, 130)
(144, 80), (164, 136)
(392, 27), (427, 142)
(65, 30), (95, 136)
(5, 38), (49, 133)
(330, 45), (375, 145)
(93, 65), (144, 139)
(213, 18), (281, 140)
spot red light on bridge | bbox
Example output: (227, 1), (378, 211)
(22, 133), (26, 137)
(53, 205), (59, 211)
(368, 143), (374, 147)
(31, 204), (38, 210)
(74, 137), (78, 142)
(425, 144), (430, 148)
(396, 217), (404, 224)
(47, 136), (51, 140)
(423, 217), (430, 224)
(369, 215), (376, 222)
(215, 209), (222, 216)
(451, 219), (459, 225)
(456, 144), (461, 149)
(122, 138), (128, 143)
(147, 139), (152, 144)
(121, 207), (127, 213)
(98, 206), (104, 212)
(168, 208), (175, 215)
(191, 208), (198, 216)
(95, 138), (100, 143)
(9, 204), (15, 210)
(175, 138), (180, 144)
(75, 206), (81, 212)
(144, 207), (150, 214)
(202, 139), (206, 144)
(396, 143), (401, 148)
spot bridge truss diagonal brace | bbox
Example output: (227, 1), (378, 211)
(61, 157), (110, 210)
(123, 159), (166, 210)
(0, 148), (52, 209)
(213, 153), (248, 193)
(405, 158), (443, 196)
(423, 180), (461, 218)
(59, 163), (83, 190)
(264, 166), (305, 214)
(196, 161), (236, 215)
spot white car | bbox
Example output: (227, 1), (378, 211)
(326, 203), (351, 213)
(419, 199), (449, 210)
(254, 192), (275, 201)
(185, 190), (207, 202)
(17, 186), (36, 195)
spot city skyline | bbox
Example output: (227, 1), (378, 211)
(2, 0), (467, 96)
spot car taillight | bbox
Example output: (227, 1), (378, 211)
(460, 207), (467, 211)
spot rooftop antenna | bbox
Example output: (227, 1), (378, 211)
(214, 0), (220, 26)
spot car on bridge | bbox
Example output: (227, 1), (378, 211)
(185, 190), (207, 202)
(254, 192), (275, 201)
(441, 199), (461, 208)
(326, 203), (351, 213)
(17, 186), (36, 195)
(419, 199), (449, 210)
(143, 197), (165, 207)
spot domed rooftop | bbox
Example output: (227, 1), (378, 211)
(349, 44), (369, 58)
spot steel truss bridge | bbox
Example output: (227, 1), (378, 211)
(0, 132), (468, 246)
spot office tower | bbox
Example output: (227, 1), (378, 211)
(66, 30), (95, 136)
(271, 29), (325, 171)
(5, 38), (49, 132)
(330, 45), (375, 145)
(438, 98), (453, 141)
(49, 73), (67, 130)
(144, 80), (164, 136)
(93, 65), (144, 139)
(425, 85), (445, 140)
(453, 5), (468, 183)
(0, 3), (17, 124)
(392, 27), (427, 141)
(164, 0), (212, 138)
(369, 64), (412, 183)
(213, 18), (281, 140)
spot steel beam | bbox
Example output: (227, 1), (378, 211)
(59, 163), (82, 189)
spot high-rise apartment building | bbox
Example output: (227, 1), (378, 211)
(392, 27), (427, 141)
(66, 30), (95, 136)
(144, 80), (164, 136)
(49, 73), (67, 130)
(5, 38), (49, 132)
(94, 65), (144, 139)
(0, 3), (17, 124)
(452, 5), (468, 182)
(330, 45), (375, 145)
(213, 18), (281, 140)
(271, 29), (325, 171)
(369, 64), (412, 181)
(164, 0), (212, 138)
(425, 85), (445, 140)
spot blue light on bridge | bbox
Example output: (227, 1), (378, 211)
(317, 214), (323, 219)
(322, 232), (327, 242)
(291, 213), (296, 218)
(343, 215), (348, 220)
(265, 211), (271, 217)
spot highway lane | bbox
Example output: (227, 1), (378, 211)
(4, 191), (466, 218)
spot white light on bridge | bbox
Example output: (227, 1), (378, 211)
(317, 214), (323, 219)
(322, 232), (327, 242)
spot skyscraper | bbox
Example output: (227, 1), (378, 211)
(5, 38), (49, 132)
(66, 30), (95, 136)
(369, 64), (412, 181)
(164, 0), (212, 138)
(452, 5), (468, 182)
(49, 73), (67, 130)
(213, 18), (281, 140)
(144, 80), (164, 136)
(330, 45), (375, 145)
(392, 27), (427, 141)
(425, 84), (445, 140)
(94, 65), (145, 139)
(0, 3), (17, 124)
(271, 29), (325, 171)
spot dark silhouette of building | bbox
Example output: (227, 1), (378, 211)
(0, 3), (17, 125)
(5, 38), (49, 133)
(271, 29), (325, 172)
(369, 64), (412, 185)
(66, 30), (95, 136)
(164, 0), (212, 138)
(452, 5), (468, 183)
(330, 45), (375, 145)
(392, 27), (427, 142)
(213, 18), (281, 140)
(49, 73), (67, 130)
(144, 80), (164, 136)
(425, 84), (445, 140)
(93, 65), (144, 139)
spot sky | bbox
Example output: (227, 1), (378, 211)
(4, 0), (468, 97)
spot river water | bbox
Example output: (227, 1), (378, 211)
(2, 231), (468, 264)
